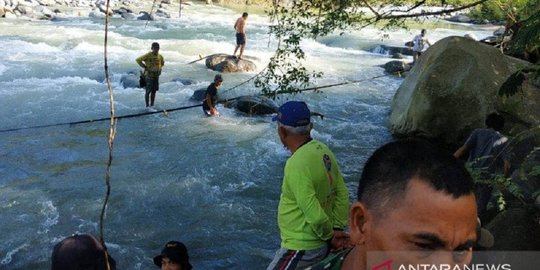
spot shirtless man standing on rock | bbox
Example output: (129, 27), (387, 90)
(233, 12), (248, 60)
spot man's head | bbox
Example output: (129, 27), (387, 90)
(153, 241), (192, 270)
(214, 74), (223, 87)
(421, 29), (427, 36)
(485, 112), (504, 131)
(349, 139), (477, 268)
(242, 12), (248, 18)
(151, 42), (160, 54)
(51, 234), (116, 270)
(272, 101), (312, 151)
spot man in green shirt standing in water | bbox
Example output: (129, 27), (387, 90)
(136, 42), (164, 110)
(267, 101), (350, 270)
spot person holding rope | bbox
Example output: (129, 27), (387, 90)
(136, 42), (165, 110)
(203, 74), (223, 117)
(233, 12), (248, 60)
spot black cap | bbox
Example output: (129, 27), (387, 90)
(153, 241), (192, 270)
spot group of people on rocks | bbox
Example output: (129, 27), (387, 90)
(136, 12), (248, 113)
(49, 99), (509, 269)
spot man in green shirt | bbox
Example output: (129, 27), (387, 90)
(136, 42), (164, 110)
(267, 101), (350, 270)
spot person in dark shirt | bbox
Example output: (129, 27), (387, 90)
(202, 74), (223, 117)
(454, 112), (511, 219)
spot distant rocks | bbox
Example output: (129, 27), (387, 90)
(0, 0), (178, 20)
(446, 14), (472, 23)
(370, 44), (414, 57)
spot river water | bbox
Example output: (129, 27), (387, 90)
(0, 4), (495, 269)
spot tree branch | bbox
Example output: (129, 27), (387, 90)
(362, 0), (381, 19)
(376, 0), (489, 20)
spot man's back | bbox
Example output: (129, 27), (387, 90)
(465, 128), (508, 172)
(278, 139), (348, 251)
(235, 17), (245, 33)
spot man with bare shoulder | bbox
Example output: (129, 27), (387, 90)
(233, 12), (248, 60)
(309, 138), (480, 270)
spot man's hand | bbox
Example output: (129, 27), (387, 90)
(329, 230), (353, 251)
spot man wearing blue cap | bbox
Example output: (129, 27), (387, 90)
(267, 101), (350, 270)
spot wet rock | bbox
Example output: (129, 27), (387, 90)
(389, 36), (536, 146)
(486, 207), (540, 250)
(191, 88), (206, 101)
(224, 96), (278, 115)
(383, 60), (411, 74)
(137, 11), (153, 20)
(172, 78), (195, 86)
(370, 44), (414, 57)
(120, 71), (140, 89)
(205, 53), (257, 73)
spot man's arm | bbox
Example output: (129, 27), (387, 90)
(503, 160), (511, 177)
(204, 94), (214, 110)
(287, 169), (333, 241)
(332, 166), (349, 229)
(454, 145), (469, 159)
(234, 18), (239, 30)
(136, 54), (147, 69)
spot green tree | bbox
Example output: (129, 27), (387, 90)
(255, 0), (490, 96)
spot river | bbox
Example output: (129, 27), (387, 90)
(0, 4), (496, 269)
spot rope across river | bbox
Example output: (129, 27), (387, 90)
(0, 72), (399, 133)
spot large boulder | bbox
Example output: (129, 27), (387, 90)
(485, 207), (540, 250)
(205, 53), (257, 73)
(191, 88), (206, 101)
(224, 95), (278, 115)
(389, 36), (538, 146)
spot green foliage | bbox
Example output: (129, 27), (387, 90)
(498, 65), (539, 98)
(508, 11), (540, 60)
(466, 165), (526, 212)
(498, 70), (527, 97)
(468, 0), (529, 22)
(255, 0), (488, 95)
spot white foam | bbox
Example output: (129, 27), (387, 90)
(1, 243), (29, 266)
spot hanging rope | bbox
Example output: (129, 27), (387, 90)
(100, 0), (115, 269)
(145, 0), (159, 27)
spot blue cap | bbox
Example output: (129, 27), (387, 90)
(272, 101), (311, 127)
